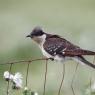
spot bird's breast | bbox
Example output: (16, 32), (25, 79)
(40, 45), (53, 58)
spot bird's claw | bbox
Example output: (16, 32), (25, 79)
(49, 58), (54, 61)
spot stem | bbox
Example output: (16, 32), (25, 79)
(7, 63), (13, 95)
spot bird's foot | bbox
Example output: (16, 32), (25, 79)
(49, 58), (54, 61)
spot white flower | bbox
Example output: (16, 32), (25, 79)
(3, 71), (23, 89)
(3, 71), (14, 80)
(12, 72), (23, 88)
(85, 81), (95, 95)
(34, 92), (38, 95)
(91, 82), (95, 92)
(24, 87), (28, 91)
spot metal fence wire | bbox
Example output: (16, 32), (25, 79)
(0, 57), (95, 95)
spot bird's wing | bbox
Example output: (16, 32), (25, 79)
(44, 36), (95, 56)
(44, 36), (79, 56)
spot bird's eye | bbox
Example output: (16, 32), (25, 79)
(38, 30), (43, 35)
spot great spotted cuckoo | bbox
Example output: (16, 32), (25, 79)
(27, 27), (95, 69)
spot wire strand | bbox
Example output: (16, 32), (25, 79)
(43, 59), (48, 95)
(58, 64), (65, 95)
(90, 56), (95, 95)
(25, 62), (30, 87)
(0, 58), (50, 65)
(71, 63), (79, 95)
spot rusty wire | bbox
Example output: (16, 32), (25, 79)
(90, 56), (95, 95)
(71, 63), (79, 95)
(58, 64), (65, 95)
(25, 62), (31, 87)
(1, 57), (95, 95)
(43, 59), (48, 95)
(0, 58), (49, 65)
(2, 58), (49, 95)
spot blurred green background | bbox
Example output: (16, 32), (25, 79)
(0, 0), (95, 95)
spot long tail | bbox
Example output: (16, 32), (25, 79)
(78, 56), (95, 69)
(78, 49), (95, 55)
(65, 49), (95, 56)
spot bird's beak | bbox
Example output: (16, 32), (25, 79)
(26, 35), (31, 38)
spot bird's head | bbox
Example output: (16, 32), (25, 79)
(27, 27), (46, 44)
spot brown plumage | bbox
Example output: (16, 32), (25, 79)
(43, 34), (95, 69)
(27, 27), (95, 69)
(44, 35), (95, 56)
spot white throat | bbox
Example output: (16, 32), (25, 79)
(32, 34), (46, 46)
(38, 34), (46, 45)
(39, 34), (53, 58)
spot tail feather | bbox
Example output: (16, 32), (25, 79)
(78, 56), (95, 69)
(64, 49), (95, 56)
(81, 50), (95, 55)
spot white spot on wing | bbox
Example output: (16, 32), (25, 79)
(62, 52), (65, 54)
(62, 48), (67, 52)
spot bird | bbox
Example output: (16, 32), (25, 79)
(26, 27), (95, 69)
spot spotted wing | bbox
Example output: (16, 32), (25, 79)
(43, 36), (95, 56)
(43, 37), (80, 56)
